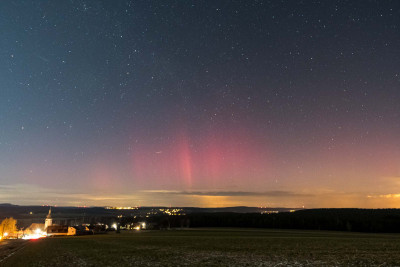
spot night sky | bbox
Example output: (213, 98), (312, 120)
(1, 1), (400, 207)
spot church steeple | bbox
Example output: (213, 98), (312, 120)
(45, 207), (53, 230)
(46, 207), (52, 218)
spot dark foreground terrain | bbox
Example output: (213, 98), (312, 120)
(0, 239), (27, 264)
(3, 229), (400, 266)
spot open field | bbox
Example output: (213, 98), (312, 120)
(3, 228), (400, 266)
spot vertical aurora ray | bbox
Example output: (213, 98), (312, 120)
(178, 131), (193, 187)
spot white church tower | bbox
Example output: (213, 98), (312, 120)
(44, 207), (52, 229)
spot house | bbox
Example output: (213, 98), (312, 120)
(68, 226), (93, 235)
(24, 223), (45, 235)
(46, 225), (69, 236)
(47, 226), (91, 236)
(68, 227), (77, 236)
(88, 224), (106, 234)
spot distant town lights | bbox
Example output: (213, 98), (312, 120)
(106, 207), (138, 210)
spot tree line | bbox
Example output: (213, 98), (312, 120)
(119, 209), (400, 233)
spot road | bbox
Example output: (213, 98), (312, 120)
(0, 240), (28, 263)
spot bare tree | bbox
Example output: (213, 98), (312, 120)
(0, 217), (18, 239)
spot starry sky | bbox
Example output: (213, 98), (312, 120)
(1, 0), (400, 208)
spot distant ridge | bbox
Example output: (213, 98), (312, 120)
(0, 203), (18, 206)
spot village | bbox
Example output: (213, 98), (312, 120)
(0, 208), (149, 241)
(0, 205), (297, 242)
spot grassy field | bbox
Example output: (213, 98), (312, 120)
(3, 228), (400, 266)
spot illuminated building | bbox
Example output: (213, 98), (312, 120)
(44, 208), (53, 230)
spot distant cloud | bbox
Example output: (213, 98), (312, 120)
(382, 176), (400, 179)
(142, 190), (313, 197)
(367, 193), (400, 199)
(5, 184), (399, 208)
(0, 184), (139, 206)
